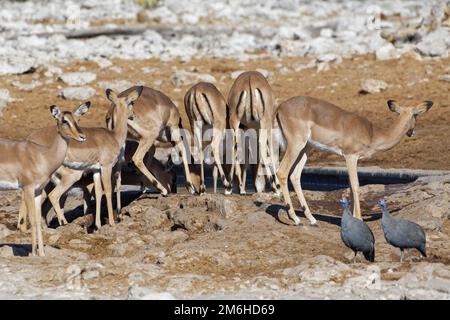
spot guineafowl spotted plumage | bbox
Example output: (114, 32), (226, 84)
(378, 199), (426, 263)
(340, 197), (375, 262)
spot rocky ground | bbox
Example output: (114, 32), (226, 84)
(0, 174), (449, 299)
(0, 0), (449, 300)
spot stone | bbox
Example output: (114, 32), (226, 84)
(376, 43), (398, 60)
(438, 75), (450, 82)
(0, 224), (13, 239)
(359, 79), (388, 94)
(97, 80), (133, 93)
(11, 80), (42, 91)
(206, 198), (236, 218)
(90, 56), (112, 69)
(59, 86), (96, 100)
(171, 70), (216, 86)
(127, 286), (176, 300)
(58, 72), (97, 86)
(0, 56), (36, 76)
(0, 89), (14, 110)
(416, 28), (449, 57)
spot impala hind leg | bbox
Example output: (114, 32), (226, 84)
(211, 129), (230, 193)
(17, 195), (27, 232)
(276, 138), (307, 226)
(345, 155), (361, 219)
(34, 193), (45, 256)
(290, 146), (316, 225)
(259, 120), (278, 194)
(133, 135), (169, 195)
(194, 126), (206, 195)
(101, 165), (115, 226)
(171, 126), (195, 194)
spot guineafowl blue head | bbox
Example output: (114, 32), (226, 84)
(378, 199), (388, 210)
(339, 197), (350, 209)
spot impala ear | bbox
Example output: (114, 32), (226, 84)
(106, 89), (118, 103)
(414, 100), (433, 115)
(387, 100), (401, 114)
(74, 101), (91, 117)
(50, 105), (62, 120)
(126, 86), (143, 105)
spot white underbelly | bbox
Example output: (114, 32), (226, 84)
(63, 160), (101, 171)
(308, 138), (343, 156)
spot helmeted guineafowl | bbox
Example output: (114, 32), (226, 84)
(378, 199), (426, 263)
(340, 197), (375, 262)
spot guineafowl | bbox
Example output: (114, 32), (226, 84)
(340, 197), (375, 262)
(378, 199), (426, 263)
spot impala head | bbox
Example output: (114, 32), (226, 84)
(387, 100), (433, 137)
(105, 86), (143, 129)
(50, 102), (89, 142)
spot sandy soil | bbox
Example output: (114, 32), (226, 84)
(0, 173), (448, 299)
(0, 54), (449, 170)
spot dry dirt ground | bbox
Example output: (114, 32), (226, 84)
(0, 54), (449, 299)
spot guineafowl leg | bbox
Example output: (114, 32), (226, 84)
(400, 249), (404, 263)
(290, 146), (316, 225)
(345, 155), (361, 219)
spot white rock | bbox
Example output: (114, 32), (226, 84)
(59, 86), (96, 101)
(416, 28), (449, 57)
(171, 70), (216, 86)
(438, 75), (450, 82)
(127, 286), (176, 300)
(90, 56), (112, 69)
(58, 72), (97, 86)
(0, 89), (14, 110)
(376, 43), (398, 60)
(97, 80), (134, 93)
(0, 56), (36, 76)
(0, 224), (13, 239)
(11, 80), (42, 91)
(360, 79), (388, 94)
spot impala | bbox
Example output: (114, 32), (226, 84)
(227, 71), (280, 195)
(0, 104), (87, 256)
(276, 97), (433, 226)
(184, 82), (230, 194)
(117, 86), (195, 196)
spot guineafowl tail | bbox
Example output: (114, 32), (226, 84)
(363, 248), (375, 262)
(418, 244), (427, 258)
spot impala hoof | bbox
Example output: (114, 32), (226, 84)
(199, 185), (206, 195)
(224, 187), (232, 195)
(185, 182), (196, 194)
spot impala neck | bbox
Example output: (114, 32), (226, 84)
(113, 106), (129, 148)
(47, 130), (69, 166)
(372, 113), (412, 152)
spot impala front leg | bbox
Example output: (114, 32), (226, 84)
(101, 165), (115, 226)
(345, 155), (362, 220)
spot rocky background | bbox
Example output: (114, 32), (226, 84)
(0, 0), (449, 300)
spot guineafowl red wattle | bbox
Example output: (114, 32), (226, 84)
(378, 199), (426, 263)
(339, 197), (375, 262)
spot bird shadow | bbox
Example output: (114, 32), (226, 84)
(0, 243), (32, 257)
(254, 201), (342, 226)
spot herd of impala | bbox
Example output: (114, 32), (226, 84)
(0, 70), (433, 257)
